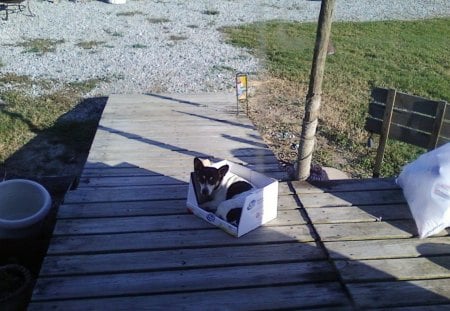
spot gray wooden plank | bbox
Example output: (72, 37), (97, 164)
(81, 166), (165, 177)
(52, 209), (307, 235)
(325, 237), (450, 260)
(81, 154), (279, 168)
(336, 256), (450, 282)
(306, 204), (413, 224)
(81, 164), (286, 180)
(58, 188), (295, 219)
(57, 199), (187, 218)
(85, 152), (278, 167)
(57, 199), (186, 219)
(291, 178), (398, 194)
(64, 184), (188, 203)
(84, 146), (275, 157)
(32, 261), (337, 301)
(314, 220), (423, 241)
(53, 214), (214, 234)
(348, 279), (450, 308)
(66, 179), (292, 204)
(299, 189), (406, 207)
(47, 225), (317, 255)
(28, 283), (351, 310)
(39, 241), (325, 276)
(91, 126), (265, 140)
(86, 138), (269, 152)
(84, 156), (281, 172)
(78, 175), (187, 188)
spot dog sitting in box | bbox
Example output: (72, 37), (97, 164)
(192, 157), (254, 226)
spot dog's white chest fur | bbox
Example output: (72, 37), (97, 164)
(200, 171), (253, 212)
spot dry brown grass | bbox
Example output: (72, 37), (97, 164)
(247, 75), (367, 177)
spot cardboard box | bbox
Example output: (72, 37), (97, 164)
(186, 160), (278, 237)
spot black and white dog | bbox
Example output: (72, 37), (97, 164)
(193, 157), (254, 225)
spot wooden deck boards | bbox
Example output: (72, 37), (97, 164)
(30, 93), (351, 310)
(292, 179), (450, 309)
(30, 93), (450, 310)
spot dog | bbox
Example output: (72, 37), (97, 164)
(193, 157), (254, 225)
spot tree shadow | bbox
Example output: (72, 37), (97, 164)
(145, 93), (206, 107)
(173, 110), (255, 129)
(1, 96), (107, 180)
(417, 243), (450, 271)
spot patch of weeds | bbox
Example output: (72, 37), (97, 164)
(0, 60), (3, 68)
(130, 43), (148, 49)
(116, 11), (145, 17)
(68, 78), (107, 93)
(202, 9), (219, 16)
(104, 29), (124, 37)
(76, 40), (107, 50)
(169, 35), (188, 42)
(0, 73), (33, 86)
(0, 73), (55, 92)
(147, 17), (170, 24)
(212, 65), (235, 72)
(14, 38), (65, 55)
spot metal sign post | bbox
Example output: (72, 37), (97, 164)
(235, 72), (248, 115)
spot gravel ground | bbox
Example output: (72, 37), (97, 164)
(1, 0), (449, 96)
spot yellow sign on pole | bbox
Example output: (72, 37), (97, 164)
(235, 72), (248, 115)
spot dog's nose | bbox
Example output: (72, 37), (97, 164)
(201, 189), (209, 196)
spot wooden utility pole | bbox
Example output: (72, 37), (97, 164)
(296, 0), (336, 180)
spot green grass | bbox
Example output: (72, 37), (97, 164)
(13, 38), (65, 55)
(131, 43), (148, 48)
(147, 17), (170, 24)
(222, 18), (450, 177)
(0, 77), (102, 164)
(169, 35), (188, 42)
(76, 40), (106, 50)
(104, 29), (124, 37)
(116, 11), (145, 17)
(202, 10), (220, 16)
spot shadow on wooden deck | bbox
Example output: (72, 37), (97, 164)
(292, 178), (450, 309)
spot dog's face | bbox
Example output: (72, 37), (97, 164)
(194, 157), (229, 199)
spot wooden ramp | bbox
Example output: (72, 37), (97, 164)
(29, 93), (352, 310)
(30, 93), (450, 310)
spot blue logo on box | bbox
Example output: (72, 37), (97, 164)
(247, 199), (257, 210)
(206, 213), (216, 222)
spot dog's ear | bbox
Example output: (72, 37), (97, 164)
(218, 164), (229, 178)
(202, 158), (212, 167)
(194, 157), (204, 172)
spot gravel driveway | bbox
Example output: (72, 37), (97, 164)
(1, 0), (449, 96)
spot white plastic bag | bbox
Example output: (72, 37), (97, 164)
(396, 143), (450, 238)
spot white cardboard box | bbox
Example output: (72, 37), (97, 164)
(186, 160), (278, 237)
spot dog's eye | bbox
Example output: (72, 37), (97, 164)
(208, 177), (214, 183)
